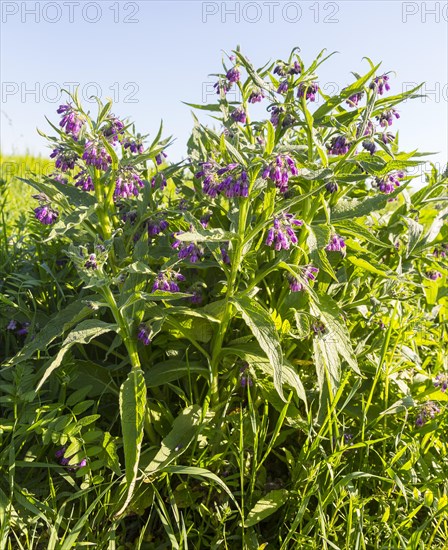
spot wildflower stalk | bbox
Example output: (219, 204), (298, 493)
(208, 195), (250, 408)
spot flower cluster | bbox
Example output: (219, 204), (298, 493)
(434, 374), (448, 392)
(370, 74), (390, 95)
(346, 92), (363, 106)
(155, 151), (168, 165)
(57, 103), (84, 140)
(102, 115), (125, 144)
(137, 323), (151, 345)
(273, 60), (301, 77)
(195, 161), (249, 198)
(415, 401), (440, 427)
(55, 447), (87, 471)
(114, 167), (145, 200)
(231, 106), (247, 124)
(151, 172), (167, 190)
(214, 66), (240, 94)
(152, 271), (185, 292)
(239, 362), (253, 388)
(297, 82), (319, 102)
(248, 88), (265, 103)
(376, 109), (400, 128)
(426, 270), (442, 281)
(326, 234), (346, 253)
(6, 320), (30, 337)
(287, 265), (319, 292)
(84, 253), (98, 270)
(220, 245), (231, 265)
(328, 136), (351, 156)
(147, 217), (169, 237)
(82, 140), (112, 171)
(50, 147), (78, 172)
(375, 171), (405, 194)
(172, 234), (204, 263)
(433, 244), (448, 258)
(265, 213), (303, 251)
(123, 137), (144, 154)
(261, 154), (298, 193)
(325, 181), (338, 193)
(33, 193), (59, 225)
(74, 169), (94, 191)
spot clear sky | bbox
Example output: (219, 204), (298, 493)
(1, 1), (447, 177)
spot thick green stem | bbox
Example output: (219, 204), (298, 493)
(208, 196), (250, 408)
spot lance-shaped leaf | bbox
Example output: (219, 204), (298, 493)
(232, 296), (285, 402)
(245, 489), (289, 527)
(115, 368), (147, 517)
(35, 320), (118, 391)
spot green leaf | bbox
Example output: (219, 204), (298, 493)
(145, 361), (208, 388)
(35, 320), (118, 391)
(347, 255), (391, 276)
(318, 183), (408, 222)
(310, 293), (360, 395)
(307, 225), (337, 280)
(404, 217), (424, 257)
(265, 120), (275, 155)
(334, 220), (391, 249)
(143, 405), (202, 476)
(9, 299), (92, 366)
(115, 368), (147, 517)
(232, 296), (285, 401)
(245, 489), (289, 527)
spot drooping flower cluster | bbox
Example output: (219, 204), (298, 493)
(248, 88), (265, 103)
(195, 161), (249, 198)
(82, 140), (112, 171)
(287, 265), (319, 292)
(273, 60), (301, 77)
(123, 137), (144, 154)
(325, 181), (338, 193)
(84, 253), (98, 270)
(74, 169), (94, 191)
(147, 217), (169, 237)
(426, 270), (442, 281)
(375, 171), (405, 194)
(102, 115), (125, 145)
(434, 374), (448, 392)
(277, 80), (289, 94)
(34, 194), (59, 225)
(57, 103), (84, 140)
(220, 245), (231, 264)
(328, 136), (351, 156)
(415, 401), (440, 427)
(231, 106), (247, 124)
(312, 320), (327, 336)
(55, 447), (87, 471)
(155, 151), (168, 165)
(239, 362), (253, 388)
(376, 109), (400, 128)
(261, 154), (298, 193)
(172, 233), (204, 263)
(50, 147), (78, 172)
(326, 234), (346, 253)
(214, 66), (240, 94)
(297, 82), (319, 102)
(370, 74), (390, 95)
(6, 320), (30, 337)
(114, 166), (145, 200)
(265, 213), (303, 251)
(151, 172), (167, 190)
(433, 244), (448, 258)
(50, 172), (68, 185)
(346, 92), (363, 106)
(152, 271), (185, 292)
(137, 323), (151, 345)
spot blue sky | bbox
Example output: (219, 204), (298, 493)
(1, 1), (447, 175)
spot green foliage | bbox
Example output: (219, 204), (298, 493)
(1, 47), (447, 549)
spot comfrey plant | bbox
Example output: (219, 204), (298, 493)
(3, 48), (447, 547)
